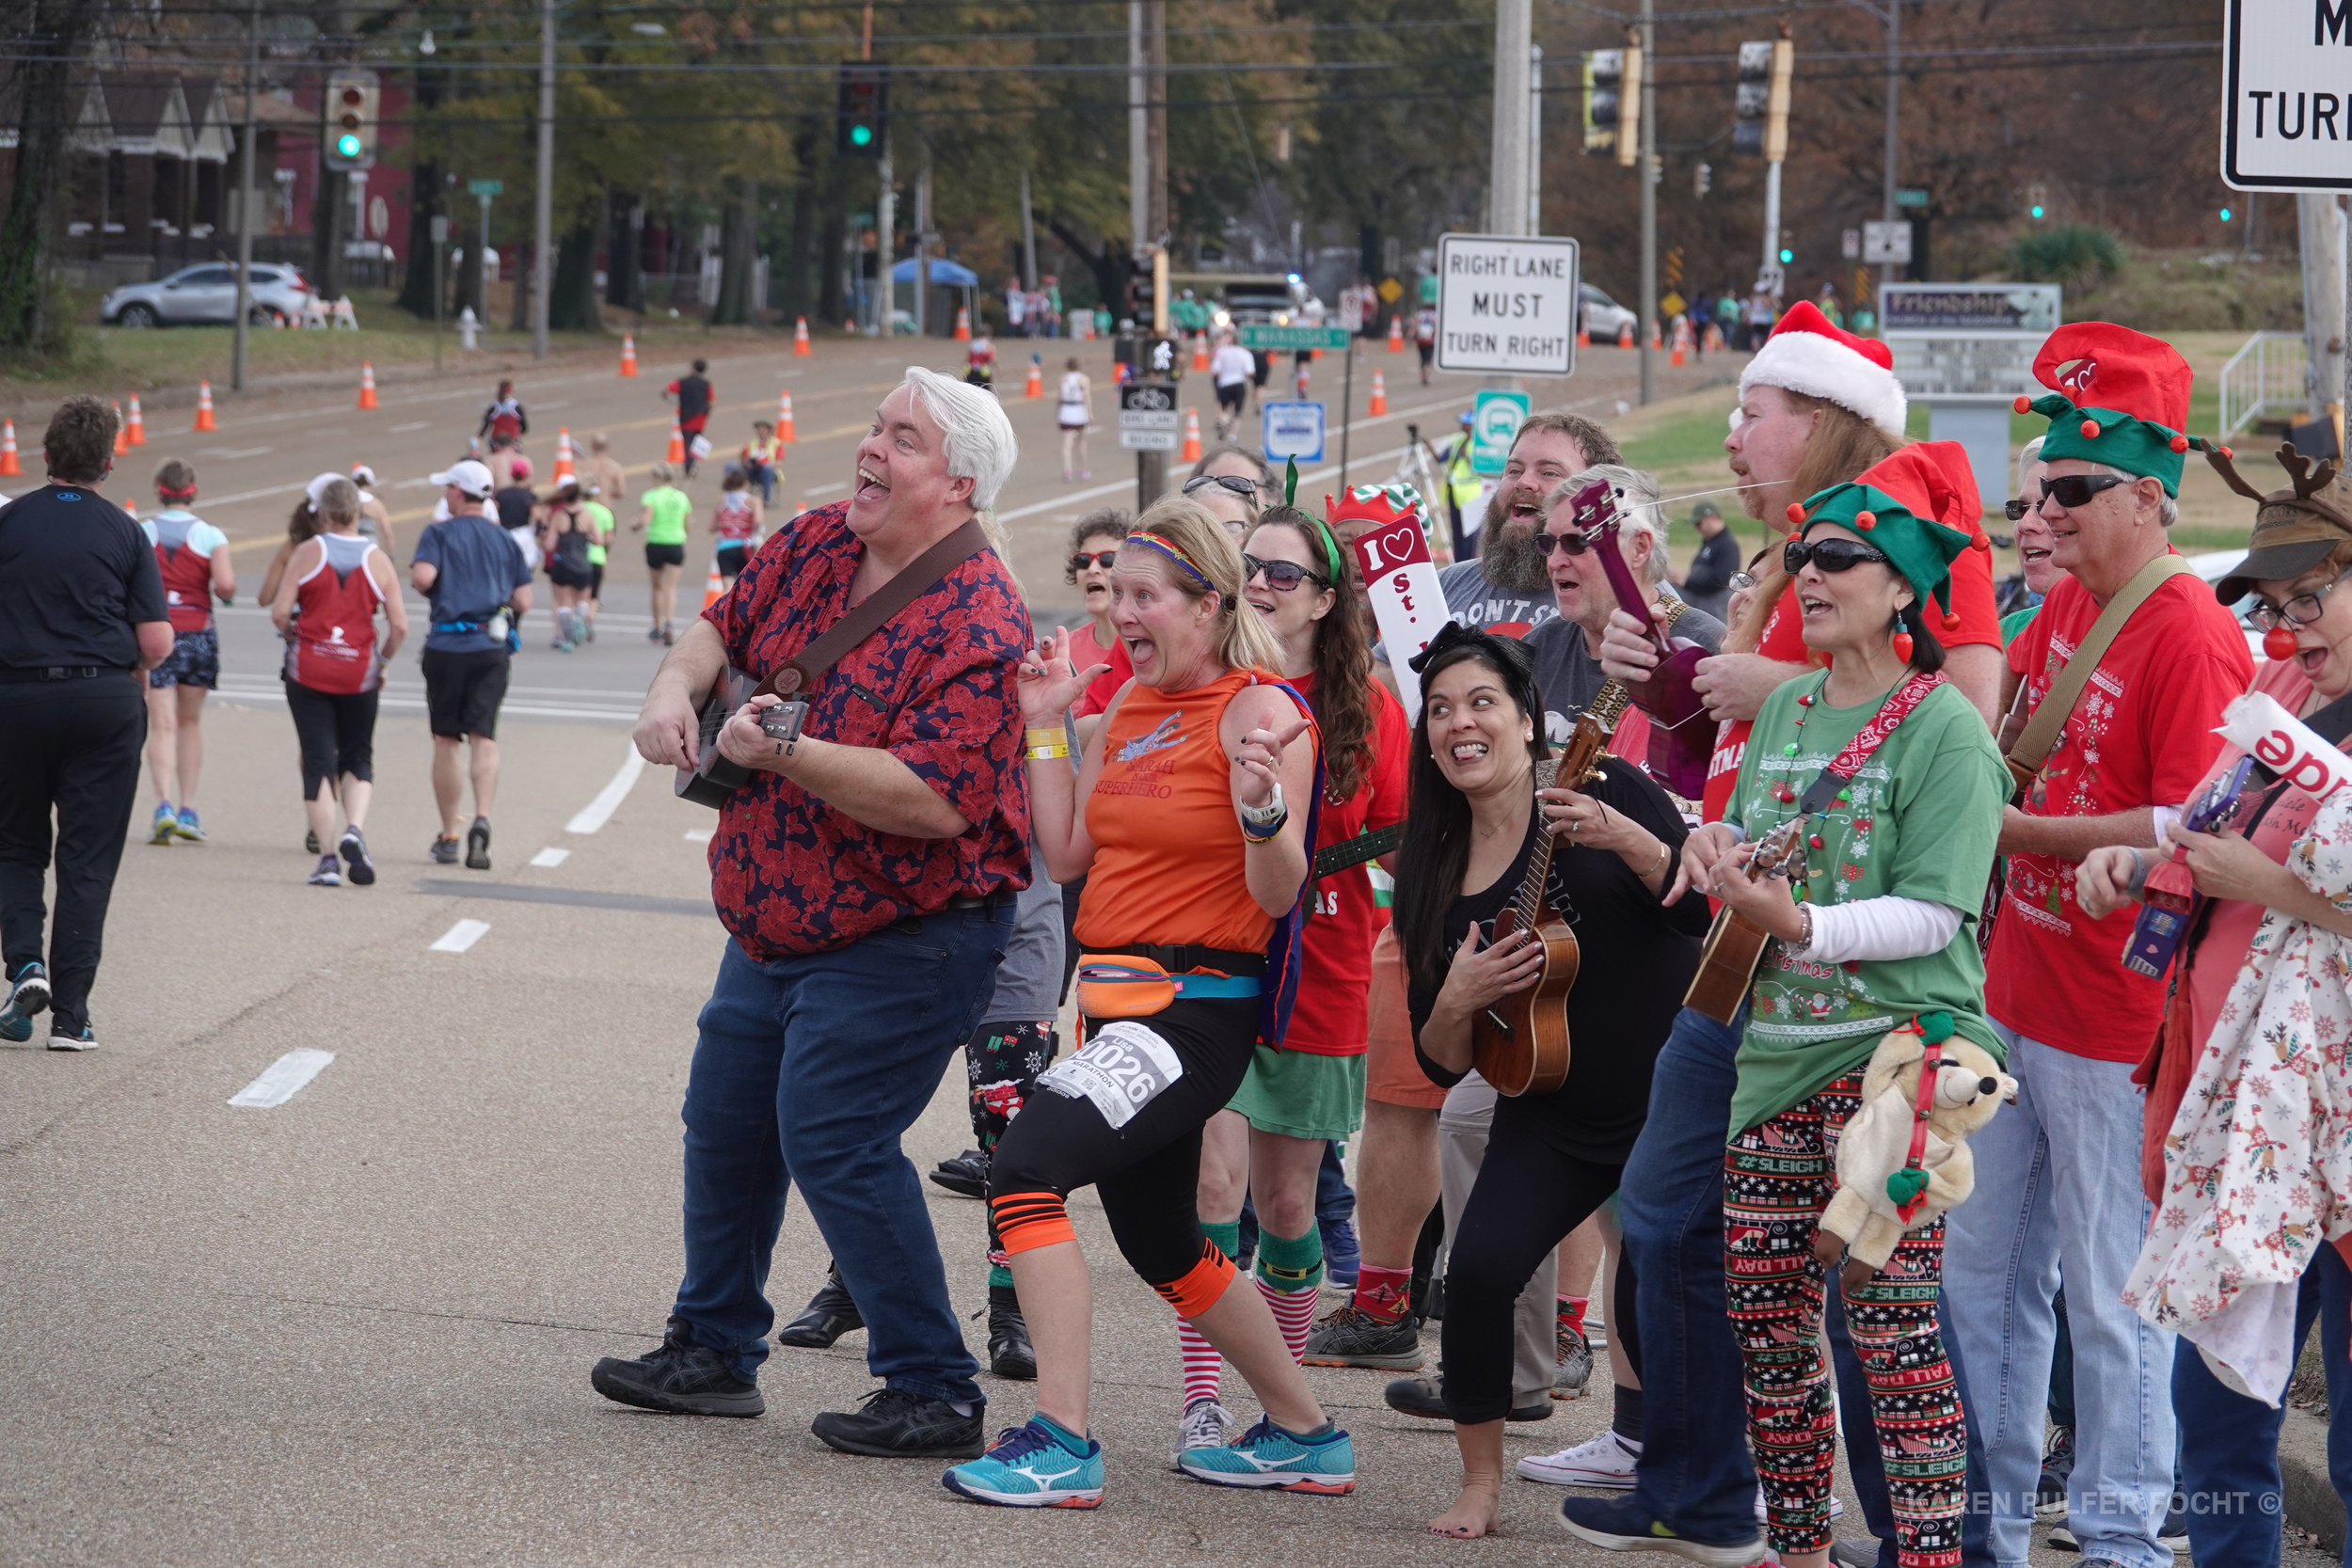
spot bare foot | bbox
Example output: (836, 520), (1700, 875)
(1427, 1485), (1502, 1539)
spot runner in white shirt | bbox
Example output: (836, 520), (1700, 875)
(1210, 335), (1257, 439)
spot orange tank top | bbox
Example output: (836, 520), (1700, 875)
(1075, 668), (1313, 954)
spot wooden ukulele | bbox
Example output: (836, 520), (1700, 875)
(1470, 700), (1623, 1097)
(1682, 815), (1809, 1023)
(1567, 478), (1713, 799)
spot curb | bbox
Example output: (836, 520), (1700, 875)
(2281, 1399), (2343, 1552)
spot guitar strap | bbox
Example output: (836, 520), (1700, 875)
(752, 517), (992, 700)
(1794, 670), (1947, 816)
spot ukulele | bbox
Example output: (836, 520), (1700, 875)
(1682, 815), (1809, 1023)
(1470, 697), (1624, 1096)
(1567, 477), (1713, 799)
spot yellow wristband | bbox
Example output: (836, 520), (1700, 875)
(1025, 741), (1071, 761)
(1024, 726), (1067, 747)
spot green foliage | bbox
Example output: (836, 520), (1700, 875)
(2004, 225), (2126, 288)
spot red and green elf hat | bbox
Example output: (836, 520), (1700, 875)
(1787, 442), (1985, 626)
(2012, 323), (2196, 497)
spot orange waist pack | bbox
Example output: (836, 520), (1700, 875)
(1074, 955), (1261, 1020)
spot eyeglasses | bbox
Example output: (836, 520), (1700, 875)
(1727, 570), (1758, 594)
(1536, 531), (1592, 556)
(2247, 567), (2352, 632)
(1783, 537), (1893, 575)
(2003, 496), (2036, 522)
(1243, 553), (1329, 592)
(1184, 473), (1264, 508)
(2034, 473), (2131, 511)
(1069, 550), (1120, 572)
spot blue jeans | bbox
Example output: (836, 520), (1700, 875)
(2173, 1244), (2352, 1567)
(671, 907), (1011, 1406)
(1945, 1027), (2176, 1568)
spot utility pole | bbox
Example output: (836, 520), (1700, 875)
(1880, 0), (1900, 295)
(532, 0), (553, 357)
(1020, 168), (1039, 293)
(1132, 0), (1168, 509)
(1637, 0), (1656, 405)
(875, 144), (894, 336)
(1489, 0), (1531, 235)
(914, 142), (932, 335)
(2302, 194), (2347, 454)
(1527, 45), (1542, 234)
(1129, 2), (1148, 258)
(1758, 26), (1794, 307)
(231, 0), (259, 390)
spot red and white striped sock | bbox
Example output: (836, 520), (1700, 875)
(1256, 1276), (1318, 1364)
(1177, 1315), (1224, 1407)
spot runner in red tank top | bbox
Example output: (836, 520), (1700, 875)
(139, 458), (235, 845)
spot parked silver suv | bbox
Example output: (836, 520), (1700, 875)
(103, 263), (311, 327)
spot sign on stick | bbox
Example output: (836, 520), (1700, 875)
(1117, 382), (1180, 452)
(1262, 401), (1326, 463)
(2224, 0), (2352, 188)
(1469, 390), (1531, 477)
(1434, 232), (1580, 377)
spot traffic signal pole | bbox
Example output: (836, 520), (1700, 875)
(532, 0), (553, 359)
(1638, 0), (1656, 406)
(1132, 0), (1169, 511)
(231, 0), (257, 390)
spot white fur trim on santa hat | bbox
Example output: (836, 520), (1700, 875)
(1740, 330), (1907, 442)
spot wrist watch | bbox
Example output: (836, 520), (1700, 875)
(1238, 782), (1286, 826)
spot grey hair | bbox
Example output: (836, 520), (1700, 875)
(2090, 461), (2180, 529)
(2014, 436), (2045, 499)
(313, 475), (361, 525)
(1545, 463), (1670, 584)
(901, 366), (1019, 515)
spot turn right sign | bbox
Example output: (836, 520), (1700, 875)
(2225, 0), (2352, 188)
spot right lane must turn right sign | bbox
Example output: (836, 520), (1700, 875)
(2225, 0), (2352, 189)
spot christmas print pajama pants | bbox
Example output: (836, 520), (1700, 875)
(1724, 1071), (1967, 1568)
(970, 1018), (1055, 1271)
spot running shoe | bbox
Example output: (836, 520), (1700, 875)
(465, 816), (492, 871)
(1176, 1413), (1355, 1494)
(590, 1322), (766, 1417)
(812, 1386), (984, 1459)
(1518, 1430), (1642, 1488)
(0, 961), (51, 1044)
(1556, 1311), (1595, 1400)
(1302, 1302), (1423, 1370)
(2160, 1496), (2190, 1554)
(1172, 1396), (1231, 1469)
(1557, 1494), (1766, 1566)
(430, 835), (460, 865)
(309, 854), (342, 887)
(150, 801), (178, 845)
(173, 806), (206, 843)
(646, 624), (664, 643)
(2048, 1527), (2079, 1552)
(942, 1417), (1103, 1509)
(2036, 1423), (2074, 1517)
(47, 1022), (97, 1051)
(339, 827), (375, 887)
(1322, 1216), (1360, 1291)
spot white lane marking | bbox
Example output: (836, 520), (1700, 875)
(684, 828), (712, 843)
(229, 1048), (336, 1108)
(530, 847), (570, 867)
(187, 478), (309, 508)
(430, 919), (491, 953)
(566, 750), (646, 833)
(804, 481), (847, 497)
(390, 420), (433, 433)
(196, 445), (275, 460)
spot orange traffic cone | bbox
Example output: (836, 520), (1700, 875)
(699, 560), (725, 610)
(844, 317), (857, 334)
(0, 420), (19, 477)
(1577, 322), (1591, 349)
(1025, 356), (1044, 399)
(619, 334), (638, 377)
(1670, 317), (1689, 368)
(358, 361), (378, 410)
(1181, 407), (1202, 463)
(1369, 370), (1388, 416)
(1311, 346), (1324, 362)
(1616, 320), (1635, 350)
(793, 317), (812, 356)
(194, 380), (216, 431)
(554, 427), (576, 482)
(778, 390), (796, 443)
(125, 394), (145, 446)
(1387, 315), (1404, 353)
(953, 307), (972, 342)
(112, 403), (128, 455)
(666, 417), (685, 464)
(1649, 321), (1662, 350)
(1191, 333), (1209, 372)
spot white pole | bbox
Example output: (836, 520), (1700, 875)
(1489, 0), (1530, 235)
(874, 144), (893, 336)
(1129, 2), (1148, 254)
(532, 0), (553, 357)
(1527, 45), (1542, 235)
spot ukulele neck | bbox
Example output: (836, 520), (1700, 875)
(1511, 759), (1563, 927)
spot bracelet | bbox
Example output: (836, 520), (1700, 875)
(1023, 724), (1070, 762)
(1237, 782), (1286, 827)
(1241, 810), (1289, 842)
(1648, 841), (1670, 879)
(1023, 725), (1066, 747)
(1794, 904), (1815, 951)
(1025, 740), (1071, 761)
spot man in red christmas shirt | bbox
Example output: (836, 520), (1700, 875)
(1947, 323), (2252, 1568)
(595, 367), (1032, 1465)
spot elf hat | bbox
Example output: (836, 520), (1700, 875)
(1739, 300), (1908, 443)
(2014, 322), (2195, 497)
(1789, 441), (1982, 624)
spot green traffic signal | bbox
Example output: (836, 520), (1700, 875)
(2220, 208), (2233, 222)
(2030, 204), (2044, 219)
(850, 124), (873, 147)
(1778, 247), (1793, 263)
(336, 133), (362, 158)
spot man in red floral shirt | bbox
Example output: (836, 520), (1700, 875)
(595, 368), (1031, 1463)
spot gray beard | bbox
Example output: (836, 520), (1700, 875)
(1478, 512), (1551, 594)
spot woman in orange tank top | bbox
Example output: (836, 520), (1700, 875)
(943, 499), (1356, 1510)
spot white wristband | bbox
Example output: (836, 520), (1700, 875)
(1238, 783), (1286, 826)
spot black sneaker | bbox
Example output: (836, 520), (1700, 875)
(929, 1148), (990, 1199)
(305, 828), (322, 855)
(1384, 1373), (1549, 1423)
(1555, 1311), (1594, 1400)
(429, 834), (460, 865)
(339, 827), (375, 887)
(590, 1321), (765, 1417)
(986, 1284), (1035, 1380)
(1302, 1302), (1423, 1370)
(811, 1386), (984, 1459)
(775, 1265), (864, 1348)
(2036, 1423), (2074, 1518)
(465, 816), (492, 871)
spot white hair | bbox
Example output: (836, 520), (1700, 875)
(901, 366), (1018, 515)
(2089, 461), (2180, 529)
(2014, 436), (2044, 499)
(1548, 463), (1671, 584)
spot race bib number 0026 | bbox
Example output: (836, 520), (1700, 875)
(1037, 1021), (1185, 1131)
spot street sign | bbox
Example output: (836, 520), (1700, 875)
(1262, 401), (1326, 463)
(1862, 221), (1913, 265)
(1117, 382), (1180, 452)
(429, 214), (449, 244)
(1235, 323), (1350, 352)
(1879, 283), (2061, 338)
(1880, 281), (2063, 521)
(2224, 0), (2352, 187)
(1433, 232), (1580, 378)
(1469, 389), (1530, 476)
(1895, 187), (1930, 208)
(467, 179), (503, 198)
(1842, 228), (1862, 261)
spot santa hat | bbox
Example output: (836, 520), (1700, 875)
(1788, 441), (1984, 624)
(1739, 300), (1907, 442)
(2014, 323), (2195, 496)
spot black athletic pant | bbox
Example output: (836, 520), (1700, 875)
(0, 675), (145, 1033)
(1438, 1109), (1626, 1424)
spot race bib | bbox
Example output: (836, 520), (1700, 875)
(1036, 1021), (1184, 1131)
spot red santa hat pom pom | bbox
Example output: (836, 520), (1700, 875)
(1785, 501), (1807, 524)
(2012, 394), (2031, 414)
(1853, 509), (1876, 531)
(1971, 533), (1992, 551)
(2080, 418), (2099, 438)
(2169, 434), (2189, 453)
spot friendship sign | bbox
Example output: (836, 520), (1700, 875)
(1351, 514), (1449, 721)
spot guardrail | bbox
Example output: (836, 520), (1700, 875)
(2219, 330), (2309, 436)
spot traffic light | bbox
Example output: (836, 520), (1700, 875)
(1734, 32), (1793, 161)
(1583, 50), (1622, 158)
(1779, 246), (1795, 264)
(324, 70), (379, 171)
(1124, 255), (1154, 329)
(1617, 37), (1642, 170)
(836, 63), (888, 158)
(1693, 161), (1712, 198)
(1664, 246), (1683, 291)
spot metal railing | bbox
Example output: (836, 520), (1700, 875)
(2219, 330), (2309, 436)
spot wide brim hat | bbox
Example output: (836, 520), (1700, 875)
(2208, 440), (2352, 600)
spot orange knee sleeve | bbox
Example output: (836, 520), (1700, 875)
(1152, 1239), (1238, 1319)
(991, 1190), (1075, 1255)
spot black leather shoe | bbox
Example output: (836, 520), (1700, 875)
(810, 1386), (985, 1458)
(986, 1284), (1035, 1380)
(929, 1148), (990, 1199)
(1383, 1373), (1549, 1423)
(776, 1264), (864, 1348)
(590, 1320), (765, 1417)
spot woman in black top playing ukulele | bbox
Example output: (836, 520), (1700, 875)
(1391, 625), (1707, 1540)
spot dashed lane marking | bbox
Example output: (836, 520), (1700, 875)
(684, 828), (712, 843)
(530, 847), (570, 867)
(429, 919), (491, 953)
(228, 1048), (336, 1108)
(565, 750), (646, 834)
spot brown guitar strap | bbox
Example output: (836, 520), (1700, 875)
(2004, 554), (2199, 793)
(752, 517), (991, 700)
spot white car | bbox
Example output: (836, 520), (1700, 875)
(102, 263), (310, 327)
(1580, 284), (1638, 341)
(2184, 549), (2268, 662)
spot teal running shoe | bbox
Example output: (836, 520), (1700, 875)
(150, 802), (178, 845)
(942, 1417), (1104, 1509)
(1176, 1414), (1355, 1494)
(0, 961), (51, 1044)
(173, 806), (206, 843)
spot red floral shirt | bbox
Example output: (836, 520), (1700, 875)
(703, 501), (1033, 958)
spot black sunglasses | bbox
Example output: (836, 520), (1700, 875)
(1536, 530), (1592, 556)
(1070, 550), (1120, 571)
(1184, 473), (1264, 506)
(1784, 537), (1893, 574)
(2035, 473), (2131, 511)
(1243, 553), (1329, 592)
(2003, 496), (2036, 522)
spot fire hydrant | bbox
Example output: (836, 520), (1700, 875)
(457, 307), (480, 350)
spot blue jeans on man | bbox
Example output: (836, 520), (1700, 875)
(1945, 1027), (2176, 1568)
(670, 905), (1011, 1408)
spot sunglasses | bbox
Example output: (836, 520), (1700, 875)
(1783, 537), (1893, 574)
(1070, 550), (1121, 572)
(2026, 473), (2131, 512)
(1536, 530), (1592, 556)
(1184, 473), (1264, 506)
(1243, 553), (1329, 592)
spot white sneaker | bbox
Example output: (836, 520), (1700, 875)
(1518, 1430), (1641, 1487)
(1756, 1485), (1844, 1520)
(1171, 1395), (1231, 1469)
